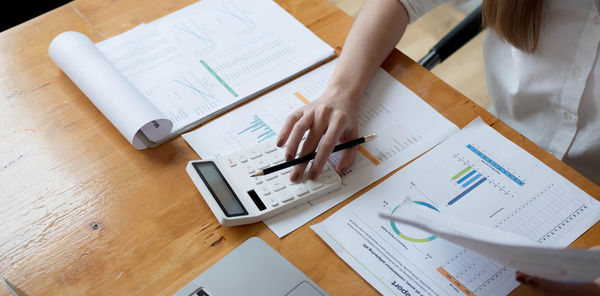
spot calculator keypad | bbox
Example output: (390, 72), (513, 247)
(224, 138), (342, 211)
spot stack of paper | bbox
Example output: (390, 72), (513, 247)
(49, 0), (334, 149)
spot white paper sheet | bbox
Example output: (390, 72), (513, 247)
(183, 59), (459, 237)
(49, 0), (334, 149)
(380, 204), (600, 283)
(48, 31), (173, 149)
(312, 118), (600, 296)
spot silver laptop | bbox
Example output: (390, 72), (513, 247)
(174, 237), (329, 296)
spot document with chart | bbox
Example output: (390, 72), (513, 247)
(49, 0), (334, 149)
(312, 118), (600, 296)
(183, 59), (459, 237)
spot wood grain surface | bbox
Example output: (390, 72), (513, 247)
(0, 0), (598, 295)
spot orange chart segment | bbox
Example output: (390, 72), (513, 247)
(293, 91), (310, 104)
(293, 91), (381, 166)
(437, 267), (476, 296)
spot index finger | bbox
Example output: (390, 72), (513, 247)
(308, 114), (346, 179)
(277, 109), (303, 147)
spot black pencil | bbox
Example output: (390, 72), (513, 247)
(251, 134), (376, 177)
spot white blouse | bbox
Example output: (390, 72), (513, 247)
(399, 0), (600, 184)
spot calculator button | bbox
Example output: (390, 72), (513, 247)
(283, 175), (294, 185)
(244, 164), (255, 174)
(237, 154), (248, 163)
(306, 180), (323, 190)
(289, 184), (309, 196)
(225, 156), (237, 167)
(255, 158), (270, 170)
(318, 171), (338, 184)
(267, 151), (285, 164)
(258, 185), (271, 196)
(277, 190), (294, 203)
(279, 167), (292, 175)
(260, 142), (277, 154)
(265, 173), (278, 181)
(247, 148), (262, 159)
(268, 178), (286, 192)
(266, 196), (279, 207)
(253, 176), (263, 185)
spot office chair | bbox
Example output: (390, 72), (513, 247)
(418, 4), (483, 70)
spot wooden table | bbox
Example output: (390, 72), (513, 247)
(1, 0), (598, 295)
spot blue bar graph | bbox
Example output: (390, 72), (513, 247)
(457, 170), (476, 184)
(462, 173), (481, 188)
(466, 144), (525, 186)
(448, 177), (487, 205)
(239, 115), (276, 143)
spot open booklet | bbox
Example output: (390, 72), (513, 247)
(48, 0), (334, 149)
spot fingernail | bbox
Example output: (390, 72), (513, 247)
(290, 172), (299, 182)
(277, 139), (284, 147)
(515, 274), (526, 284)
(308, 170), (317, 180)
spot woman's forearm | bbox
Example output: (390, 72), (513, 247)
(327, 0), (409, 101)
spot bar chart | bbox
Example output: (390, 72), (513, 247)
(238, 114), (276, 143)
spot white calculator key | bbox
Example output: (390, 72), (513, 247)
(279, 167), (292, 175)
(260, 142), (277, 154)
(277, 190), (294, 203)
(267, 152), (284, 164)
(268, 178), (286, 192)
(244, 164), (255, 174)
(225, 156), (236, 167)
(283, 175), (294, 185)
(318, 171), (338, 184)
(253, 176), (263, 185)
(266, 196), (279, 207)
(265, 173), (278, 181)
(237, 154), (248, 163)
(247, 148), (262, 159)
(254, 158), (270, 170)
(258, 185), (271, 196)
(289, 184), (309, 196)
(306, 180), (323, 190)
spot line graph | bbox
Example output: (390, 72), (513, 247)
(172, 72), (215, 102)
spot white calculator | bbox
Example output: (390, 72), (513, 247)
(186, 139), (342, 226)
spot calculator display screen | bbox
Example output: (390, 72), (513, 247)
(193, 161), (248, 217)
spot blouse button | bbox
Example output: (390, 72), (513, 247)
(563, 110), (575, 122)
(573, 67), (584, 80)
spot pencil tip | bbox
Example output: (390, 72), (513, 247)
(251, 171), (264, 177)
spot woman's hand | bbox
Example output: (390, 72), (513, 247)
(516, 246), (600, 295)
(276, 88), (360, 182)
(516, 271), (600, 295)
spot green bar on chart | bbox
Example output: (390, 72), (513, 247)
(452, 166), (472, 180)
(200, 60), (239, 98)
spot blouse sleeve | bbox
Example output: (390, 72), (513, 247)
(396, 0), (470, 23)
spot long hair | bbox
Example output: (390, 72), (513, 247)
(482, 0), (544, 52)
